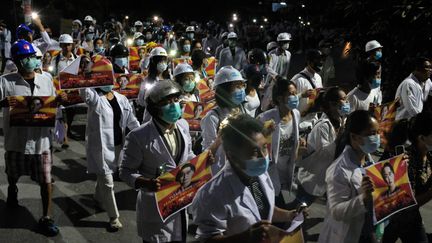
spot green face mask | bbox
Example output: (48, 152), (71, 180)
(20, 57), (39, 72)
(160, 102), (182, 124)
(182, 80), (196, 92)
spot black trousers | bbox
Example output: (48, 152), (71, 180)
(382, 207), (428, 243)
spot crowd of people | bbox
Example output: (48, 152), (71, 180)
(0, 13), (431, 243)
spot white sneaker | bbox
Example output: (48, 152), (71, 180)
(109, 218), (123, 231)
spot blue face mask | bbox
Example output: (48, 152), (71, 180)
(182, 80), (195, 92)
(375, 51), (382, 60)
(114, 57), (128, 68)
(187, 33), (194, 40)
(231, 88), (246, 105)
(360, 134), (381, 154)
(20, 57), (39, 72)
(183, 44), (191, 53)
(371, 78), (381, 89)
(100, 85), (113, 93)
(287, 95), (299, 110)
(161, 102), (182, 124)
(339, 102), (351, 116)
(157, 62), (168, 73)
(94, 46), (105, 54)
(136, 39), (144, 46)
(243, 155), (270, 177)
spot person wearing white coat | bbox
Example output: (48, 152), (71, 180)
(216, 32), (247, 71)
(119, 80), (196, 242)
(395, 57), (432, 121)
(257, 78), (300, 204)
(296, 87), (349, 207)
(318, 110), (378, 243)
(192, 114), (299, 242)
(267, 32), (292, 80)
(80, 87), (139, 231)
(0, 22), (12, 74)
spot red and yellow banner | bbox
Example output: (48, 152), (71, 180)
(374, 100), (399, 147)
(8, 96), (57, 127)
(205, 57), (216, 77)
(197, 78), (215, 103)
(365, 154), (416, 224)
(113, 73), (144, 99)
(128, 47), (142, 72)
(59, 55), (114, 90)
(155, 151), (212, 222)
(53, 77), (83, 106)
(183, 101), (216, 131)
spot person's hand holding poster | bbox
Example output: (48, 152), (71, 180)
(8, 96), (57, 127)
(113, 73), (143, 99)
(154, 151), (213, 222)
(59, 55), (114, 90)
(373, 100), (399, 147)
(365, 154), (417, 224)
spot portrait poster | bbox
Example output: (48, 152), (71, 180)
(8, 96), (57, 127)
(373, 100), (399, 147)
(205, 57), (216, 77)
(196, 78), (215, 103)
(113, 73), (144, 99)
(365, 154), (417, 224)
(182, 101), (216, 131)
(154, 151), (213, 222)
(59, 55), (114, 90)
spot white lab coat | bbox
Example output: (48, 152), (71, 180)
(297, 114), (337, 196)
(192, 163), (275, 239)
(80, 88), (139, 175)
(395, 73), (432, 120)
(257, 108), (300, 195)
(346, 86), (382, 113)
(318, 145), (370, 243)
(0, 28), (12, 58)
(119, 118), (195, 242)
(267, 48), (292, 79)
(291, 68), (323, 114)
(217, 47), (247, 71)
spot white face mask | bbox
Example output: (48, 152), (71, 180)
(157, 62), (167, 73)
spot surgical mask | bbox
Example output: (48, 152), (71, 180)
(339, 102), (350, 116)
(282, 43), (290, 50)
(287, 95), (299, 110)
(100, 85), (113, 93)
(136, 39), (144, 46)
(114, 57), (128, 68)
(182, 80), (195, 92)
(360, 134), (381, 154)
(157, 62), (167, 73)
(34, 58), (42, 70)
(160, 102), (182, 124)
(231, 88), (246, 105)
(375, 51), (382, 60)
(145, 33), (152, 40)
(20, 57), (39, 72)
(94, 46), (105, 54)
(371, 78), (381, 89)
(85, 33), (95, 41)
(183, 44), (191, 53)
(243, 155), (270, 177)
(187, 33), (194, 40)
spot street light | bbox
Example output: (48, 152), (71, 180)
(233, 16), (238, 22)
(260, 25), (264, 29)
(301, 4), (305, 8)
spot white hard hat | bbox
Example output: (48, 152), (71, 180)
(72, 19), (82, 27)
(266, 41), (278, 52)
(277, 32), (292, 42)
(59, 34), (73, 44)
(214, 66), (245, 87)
(186, 26), (195, 32)
(227, 32), (238, 39)
(84, 15), (94, 22)
(173, 63), (194, 77)
(365, 40), (383, 52)
(150, 47), (168, 57)
(35, 48), (43, 57)
(133, 32), (144, 40)
(221, 32), (229, 39)
(134, 21), (143, 26)
(145, 80), (182, 104)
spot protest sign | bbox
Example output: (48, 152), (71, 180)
(8, 96), (57, 127)
(373, 100), (399, 147)
(182, 101), (216, 131)
(113, 73), (143, 99)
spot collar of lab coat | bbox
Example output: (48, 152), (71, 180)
(15, 72), (43, 92)
(224, 162), (274, 221)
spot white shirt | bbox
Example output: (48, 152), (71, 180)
(0, 72), (56, 154)
(347, 86), (382, 112)
(268, 49), (292, 79)
(291, 68), (323, 114)
(50, 53), (76, 75)
(395, 73), (432, 120)
(244, 92), (260, 117)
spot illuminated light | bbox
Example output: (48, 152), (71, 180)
(125, 16), (129, 19)
(260, 25), (264, 29)
(253, 19), (257, 23)
(233, 13), (237, 17)
(127, 38), (133, 46)
(169, 50), (177, 57)
(342, 41), (352, 59)
(301, 4), (305, 8)
(298, 16), (302, 20)
(307, 22), (311, 25)
(229, 23), (234, 28)
(264, 18), (268, 22)
(31, 12), (39, 19)
(280, 2), (287, 6)
(48, 66), (54, 72)
(233, 16), (238, 21)
(153, 16), (159, 21)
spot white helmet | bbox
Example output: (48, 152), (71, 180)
(72, 19), (82, 27)
(173, 63), (194, 77)
(145, 80), (182, 104)
(134, 21), (143, 27)
(214, 66), (245, 87)
(277, 32), (292, 42)
(59, 34), (74, 44)
(227, 32), (238, 39)
(133, 32), (144, 40)
(186, 26), (195, 32)
(35, 48), (43, 58)
(84, 15), (94, 22)
(266, 41), (278, 52)
(150, 47), (168, 57)
(365, 40), (383, 52)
